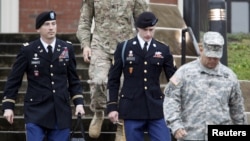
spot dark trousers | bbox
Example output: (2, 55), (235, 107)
(124, 118), (171, 141)
(25, 123), (70, 141)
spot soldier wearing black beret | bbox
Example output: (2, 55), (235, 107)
(36, 11), (56, 29)
(107, 11), (176, 141)
(135, 11), (158, 28)
(2, 10), (85, 141)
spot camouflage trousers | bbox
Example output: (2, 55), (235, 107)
(88, 47), (112, 112)
(88, 47), (124, 112)
(88, 47), (125, 141)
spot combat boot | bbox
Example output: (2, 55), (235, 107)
(89, 111), (104, 138)
(115, 120), (126, 141)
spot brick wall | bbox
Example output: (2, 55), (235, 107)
(19, 0), (82, 33)
(19, 0), (177, 33)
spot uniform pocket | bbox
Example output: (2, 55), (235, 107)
(150, 58), (164, 66)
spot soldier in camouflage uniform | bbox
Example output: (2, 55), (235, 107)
(76, 0), (148, 139)
(163, 31), (247, 141)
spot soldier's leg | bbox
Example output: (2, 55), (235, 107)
(88, 48), (111, 138)
(88, 82), (106, 138)
(124, 120), (145, 141)
(148, 118), (171, 141)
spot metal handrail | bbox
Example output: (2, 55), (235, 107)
(181, 27), (200, 65)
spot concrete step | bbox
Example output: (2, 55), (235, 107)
(149, 3), (199, 59)
(149, 3), (186, 29)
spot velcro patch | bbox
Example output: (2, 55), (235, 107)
(170, 75), (180, 86)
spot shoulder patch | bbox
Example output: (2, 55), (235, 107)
(170, 75), (180, 86)
(66, 41), (72, 44)
(23, 42), (29, 46)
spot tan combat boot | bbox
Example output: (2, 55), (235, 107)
(89, 111), (104, 138)
(115, 119), (126, 141)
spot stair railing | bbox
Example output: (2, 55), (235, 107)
(181, 27), (200, 65)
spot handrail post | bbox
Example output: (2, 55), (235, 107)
(181, 28), (188, 65)
(208, 0), (227, 66)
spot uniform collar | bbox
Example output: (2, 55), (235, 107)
(137, 33), (152, 50)
(197, 58), (223, 76)
(40, 38), (56, 52)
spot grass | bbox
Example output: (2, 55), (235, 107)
(227, 33), (250, 80)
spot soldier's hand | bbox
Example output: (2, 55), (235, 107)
(108, 111), (119, 124)
(3, 109), (14, 124)
(174, 128), (187, 139)
(75, 104), (85, 116)
(82, 46), (91, 63)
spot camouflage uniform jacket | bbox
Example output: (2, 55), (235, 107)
(76, 0), (148, 54)
(163, 58), (247, 140)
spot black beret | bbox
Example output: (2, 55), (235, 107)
(36, 11), (56, 29)
(135, 11), (158, 28)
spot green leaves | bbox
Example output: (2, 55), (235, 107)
(228, 33), (250, 80)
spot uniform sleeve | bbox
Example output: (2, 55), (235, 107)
(163, 68), (185, 135)
(162, 45), (177, 81)
(66, 43), (84, 106)
(106, 42), (124, 113)
(76, 0), (94, 49)
(2, 47), (27, 111)
(229, 79), (248, 124)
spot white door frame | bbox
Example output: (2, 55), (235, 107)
(0, 0), (19, 33)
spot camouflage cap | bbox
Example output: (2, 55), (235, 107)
(203, 31), (224, 58)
